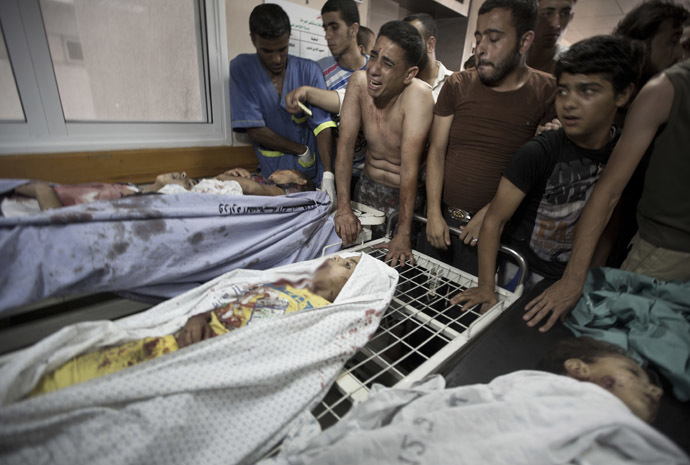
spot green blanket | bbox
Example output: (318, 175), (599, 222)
(565, 267), (690, 401)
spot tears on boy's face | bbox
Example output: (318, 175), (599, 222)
(312, 255), (361, 302)
(584, 355), (663, 423)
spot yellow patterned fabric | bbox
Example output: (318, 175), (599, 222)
(30, 284), (328, 397)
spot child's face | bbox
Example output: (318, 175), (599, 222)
(156, 172), (196, 190)
(556, 72), (628, 145)
(585, 355), (662, 423)
(312, 255), (361, 302)
(268, 170), (304, 185)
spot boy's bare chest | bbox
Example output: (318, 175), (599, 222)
(361, 101), (403, 137)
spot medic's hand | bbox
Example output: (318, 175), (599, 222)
(450, 284), (497, 312)
(335, 208), (362, 244)
(426, 213), (451, 250)
(321, 171), (337, 212)
(298, 145), (315, 166)
(523, 277), (584, 332)
(285, 86), (309, 114)
(175, 312), (213, 348)
(219, 167), (251, 179)
(535, 118), (562, 136)
(375, 233), (414, 268)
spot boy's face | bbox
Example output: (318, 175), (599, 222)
(359, 32), (375, 56)
(366, 36), (416, 100)
(556, 72), (628, 144)
(312, 255), (361, 301)
(323, 11), (356, 58)
(156, 172), (196, 190)
(252, 33), (290, 76)
(534, 0), (575, 48)
(475, 8), (523, 87)
(268, 169), (305, 185)
(579, 355), (663, 423)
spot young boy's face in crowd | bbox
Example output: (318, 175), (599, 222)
(567, 355), (663, 422)
(555, 72), (630, 146)
(312, 255), (361, 301)
(252, 33), (290, 76)
(367, 36), (415, 101)
(323, 11), (356, 58)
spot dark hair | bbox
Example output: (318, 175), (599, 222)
(321, 0), (360, 26)
(613, 0), (689, 42)
(537, 337), (628, 375)
(378, 20), (424, 68)
(249, 4), (291, 39)
(478, 0), (538, 39)
(403, 13), (438, 42)
(555, 35), (644, 94)
(357, 25), (375, 48)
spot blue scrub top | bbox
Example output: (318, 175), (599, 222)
(230, 54), (336, 187)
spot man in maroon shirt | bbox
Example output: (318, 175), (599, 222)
(421, 0), (556, 274)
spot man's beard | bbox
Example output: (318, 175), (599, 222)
(477, 45), (521, 86)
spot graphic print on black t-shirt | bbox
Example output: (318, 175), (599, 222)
(531, 158), (604, 264)
(504, 129), (618, 278)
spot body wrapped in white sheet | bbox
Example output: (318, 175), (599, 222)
(0, 254), (398, 465)
(264, 371), (689, 465)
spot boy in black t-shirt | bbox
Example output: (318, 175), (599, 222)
(451, 35), (642, 309)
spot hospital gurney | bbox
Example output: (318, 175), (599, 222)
(0, 181), (339, 315)
(0, 254), (398, 465)
(313, 214), (527, 428)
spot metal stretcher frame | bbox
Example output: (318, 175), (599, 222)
(313, 216), (528, 429)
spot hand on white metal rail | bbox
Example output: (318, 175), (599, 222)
(426, 214), (451, 250)
(375, 233), (414, 268)
(321, 171), (337, 212)
(334, 207), (361, 244)
(523, 276), (583, 332)
(450, 284), (497, 312)
(458, 210), (486, 247)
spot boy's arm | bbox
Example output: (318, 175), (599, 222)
(285, 86), (341, 115)
(334, 73), (365, 244)
(214, 175), (285, 196)
(451, 178), (525, 308)
(382, 83), (434, 267)
(524, 73), (675, 332)
(424, 113), (453, 250)
(315, 127), (334, 173)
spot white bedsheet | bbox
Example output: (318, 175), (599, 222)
(263, 371), (689, 465)
(0, 253), (398, 465)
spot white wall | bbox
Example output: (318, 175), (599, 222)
(225, 0), (371, 62)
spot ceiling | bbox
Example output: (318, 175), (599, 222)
(563, 0), (690, 45)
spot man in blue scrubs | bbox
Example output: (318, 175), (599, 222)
(230, 4), (336, 190)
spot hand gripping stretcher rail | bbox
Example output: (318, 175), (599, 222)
(315, 213), (528, 429)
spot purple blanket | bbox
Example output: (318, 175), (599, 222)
(0, 185), (339, 313)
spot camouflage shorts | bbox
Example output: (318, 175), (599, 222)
(353, 174), (424, 237)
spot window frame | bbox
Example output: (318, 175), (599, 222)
(0, 0), (230, 155)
